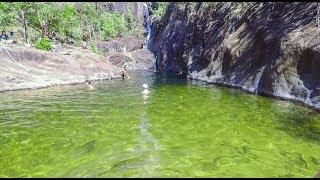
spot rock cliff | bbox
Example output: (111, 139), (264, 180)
(149, 2), (320, 110)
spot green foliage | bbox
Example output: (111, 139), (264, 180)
(126, 5), (134, 29)
(89, 44), (97, 53)
(124, 56), (132, 62)
(125, 5), (142, 37)
(88, 41), (104, 55)
(27, 3), (60, 37)
(0, 2), (143, 45)
(101, 12), (128, 39)
(35, 37), (52, 51)
(10, 2), (38, 43)
(0, 2), (15, 31)
(152, 2), (169, 21)
(57, 3), (82, 41)
(81, 3), (101, 39)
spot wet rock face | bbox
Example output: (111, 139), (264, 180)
(106, 48), (156, 70)
(125, 48), (156, 70)
(105, 2), (144, 21)
(149, 2), (320, 110)
(96, 36), (156, 70)
(96, 36), (144, 53)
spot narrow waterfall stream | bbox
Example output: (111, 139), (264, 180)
(143, 3), (152, 50)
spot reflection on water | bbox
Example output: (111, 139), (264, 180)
(137, 84), (160, 177)
(0, 70), (319, 177)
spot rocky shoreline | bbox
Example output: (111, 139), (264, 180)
(0, 36), (155, 92)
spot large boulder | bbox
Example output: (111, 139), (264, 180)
(106, 48), (156, 70)
(96, 36), (144, 53)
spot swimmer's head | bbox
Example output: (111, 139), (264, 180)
(142, 84), (148, 89)
(85, 80), (91, 85)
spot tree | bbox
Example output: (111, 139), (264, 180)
(57, 3), (82, 42)
(11, 2), (37, 43)
(81, 3), (101, 40)
(101, 12), (128, 39)
(0, 2), (15, 31)
(0, 2), (141, 45)
(27, 2), (60, 38)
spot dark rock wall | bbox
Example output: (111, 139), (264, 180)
(149, 2), (320, 110)
(101, 2), (144, 22)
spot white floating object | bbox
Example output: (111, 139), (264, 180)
(142, 84), (148, 89)
(141, 89), (150, 95)
(143, 94), (149, 99)
(143, 94), (149, 103)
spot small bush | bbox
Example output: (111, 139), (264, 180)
(35, 37), (52, 51)
(152, 2), (169, 21)
(124, 56), (132, 62)
(88, 41), (104, 55)
(88, 41), (98, 53)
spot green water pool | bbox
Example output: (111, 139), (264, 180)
(0, 70), (319, 177)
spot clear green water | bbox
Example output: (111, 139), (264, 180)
(0, 70), (320, 178)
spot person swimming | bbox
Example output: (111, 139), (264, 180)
(121, 67), (129, 80)
(85, 80), (95, 90)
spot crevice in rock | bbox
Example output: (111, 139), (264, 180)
(298, 48), (320, 90)
(253, 29), (266, 68)
(221, 49), (232, 75)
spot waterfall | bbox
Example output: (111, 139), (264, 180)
(143, 3), (152, 50)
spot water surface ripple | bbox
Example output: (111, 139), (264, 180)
(0, 70), (319, 177)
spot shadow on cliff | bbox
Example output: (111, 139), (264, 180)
(152, 70), (187, 85)
(298, 48), (320, 91)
